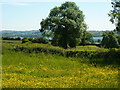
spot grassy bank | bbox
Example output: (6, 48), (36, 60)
(2, 40), (120, 88)
(13, 40), (120, 64)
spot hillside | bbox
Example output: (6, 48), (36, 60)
(1, 30), (107, 38)
(1, 30), (42, 38)
(88, 31), (106, 37)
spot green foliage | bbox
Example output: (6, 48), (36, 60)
(85, 32), (94, 44)
(22, 37), (49, 44)
(2, 51), (119, 88)
(101, 31), (119, 48)
(108, 0), (120, 32)
(28, 38), (33, 41)
(25, 41), (32, 45)
(22, 38), (29, 43)
(2, 40), (119, 88)
(116, 35), (120, 45)
(3, 40), (120, 65)
(14, 42), (120, 65)
(80, 31), (94, 45)
(2, 37), (21, 40)
(32, 37), (49, 44)
(97, 39), (101, 43)
(40, 1), (87, 49)
(51, 35), (59, 46)
(14, 43), (65, 56)
(2, 37), (12, 40)
(40, 30), (53, 40)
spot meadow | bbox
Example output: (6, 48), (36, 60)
(2, 40), (120, 88)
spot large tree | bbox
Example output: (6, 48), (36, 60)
(108, 0), (120, 32)
(101, 31), (119, 48)
(40, 1), (87, 49)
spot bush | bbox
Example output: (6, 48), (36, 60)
(32, 37), (49, 44)
(25, 41), (32, 45)
(2, 37), (12, 40)
(22, 38), (29, 43)
(101, 31), (119, 48)
(22, 37), (49, 44)
(14, 43), (120, 59)
(14, 37), (21, 40)
(14, 44), (120, 65)
(28, 38), (33, 41)
(2, 37), (21, 40)
(14, 44), (64, 56)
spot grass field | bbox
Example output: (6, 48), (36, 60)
(2, 40), (120, 88)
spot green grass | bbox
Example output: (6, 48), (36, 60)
(2, 40), (120, 88)
(67, 45), (105, 51)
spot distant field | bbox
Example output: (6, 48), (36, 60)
(2, 40), (119, 88)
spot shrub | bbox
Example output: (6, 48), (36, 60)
(101, 31), (119, 48)
(14, 37), (21, 40)
(28, 38), (33, 41)
(2, 37), (14, 40)
(14, 44), (120, 65)
(14, 44), (64, 56)
(32, 37), (49, 44)
(22, 38), (29, 43)
(25, 41), (32, 45)
(2, 37), (21, 40)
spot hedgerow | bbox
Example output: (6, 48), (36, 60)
(14, 43), (120, 60)
(14, 44), (65, 56)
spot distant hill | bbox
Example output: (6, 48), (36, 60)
(1, 30), (42, 38)
(88, 31), (106, 37)
(0, 30), (108, 38)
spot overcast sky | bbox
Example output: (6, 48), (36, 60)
(0, 0), (116, 31)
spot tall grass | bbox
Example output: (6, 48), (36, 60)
(13, 40), (120, 64)
(2, 40), (120, 88)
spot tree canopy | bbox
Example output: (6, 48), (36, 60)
(101, 31), (119, 48)
(108, 0), (120, 32)
(40, 1), (87, 49)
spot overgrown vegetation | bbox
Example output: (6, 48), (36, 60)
(22, 37), (49, 44)
(2, 40), (120, 88)
(101, 31), (119, 48)
(14, 42), (120, 65)
(2, 37), (21, 40)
